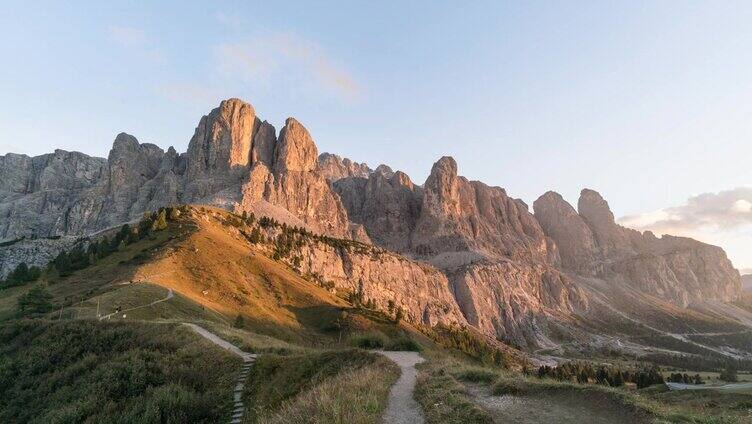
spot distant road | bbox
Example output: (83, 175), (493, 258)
(666, 382), (752, 391)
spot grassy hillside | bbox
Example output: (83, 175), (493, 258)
(242, 349), (399, 423)
(0, 206), (431, 423)
(0, 319), (239, 423)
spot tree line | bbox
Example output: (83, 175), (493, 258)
(9, 206), (185, 315)
(529, 362), (666, 389)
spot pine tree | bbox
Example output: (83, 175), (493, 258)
(233, 314), (245, 328)
(395, 307), (404, 324)
(115, 224), (130, 244)
(17, 286), (54, 314)
(169, 207), (181, 221)
(152, 210), (168, 231)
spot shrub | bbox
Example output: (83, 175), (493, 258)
(0, 320), (236, 423)
(455, 368), (498, 383)
(350, 331), (389, 349)
(234, 314), (245, 329)
(16, 286), (54, 315)
(388, 337), (421, 352)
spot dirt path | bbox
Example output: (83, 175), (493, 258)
(184, 323), (257, 424)
(378, 351), (425, 424)
(464, 383), (650, 424)
(98, 287), (174, 320)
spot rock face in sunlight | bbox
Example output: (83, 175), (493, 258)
(0, 96), (742, 349)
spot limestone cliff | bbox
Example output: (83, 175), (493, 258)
(534, 189), (741, 306)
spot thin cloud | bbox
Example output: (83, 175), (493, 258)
(618, 188), (752, 270)
(107, 25), (165, 64)
(619, 187), (752, 234)
(215, 33), (361, 102)
(108, 25), (148, 48)
(215, 12), (245, 32)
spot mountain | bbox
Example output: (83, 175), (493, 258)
(0, 97), (745, 354)
(742, 274), (752, 292)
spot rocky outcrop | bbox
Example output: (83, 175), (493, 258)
(411, 156), (549, 263)
(533, 191), (598, 275)
(0, 150), (107, 239)
(534, 189), (742, 306)
(449, 262), (587, 347)
(318, 153), (372, 182)
(332, 170), (422, 252)
(0, 99), (362, 242)
(0, 236), (81, 277)
(334, 155), (588, 345)
(289, 241), (466, 327)
(238, 118), (365, 241)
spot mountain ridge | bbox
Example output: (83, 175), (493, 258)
(0, 97), (743, 352)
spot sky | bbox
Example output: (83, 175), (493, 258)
(2, 1), (752, 270)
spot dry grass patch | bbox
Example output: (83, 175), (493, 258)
(261, 362), (399, 424)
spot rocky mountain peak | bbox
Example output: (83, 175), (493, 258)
(374, 164), (395, 178)
(274, 117), (318, 173)
(186, 98), (257, 178)
(578, 188), (615, 225)
(112, 132), (140, 151)
(533, 191), (598, 274)
(429, 156), (458, 180)
(317, 152), (371, 181)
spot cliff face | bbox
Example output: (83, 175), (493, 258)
(0, 96), (742, 349)
(285, 240), (466, 327)
(0, 99), (359, 241)
(329, 155), (588, 347)
(533, 189), (741, 306)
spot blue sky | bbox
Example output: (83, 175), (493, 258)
(3, 1), (752, 268)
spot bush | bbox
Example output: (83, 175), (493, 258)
(350, 331), (389, 349)
(455, 368), (498, 383)
(0, 262), (41, 289)
(387, 336), (421, 352)
(16, 286), (54, 315)
(0, 320), (236, 423)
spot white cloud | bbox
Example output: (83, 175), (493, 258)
(214, 33), (361, 102)
(618, 187), (752, 269)
(619, 187), (752, 233)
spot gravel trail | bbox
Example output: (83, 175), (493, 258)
(185, 323), (257, 424)
(378, 351), (425, 424)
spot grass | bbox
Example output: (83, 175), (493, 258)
(259, 361), (399, 423)
(414, 357), (493, 424)
(0, 319), (239, 423)
(242, 349), (399, 423)
(201, 321), (305, 355)
(349, 330), (390, 349)
(487, 369), (751, 424)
